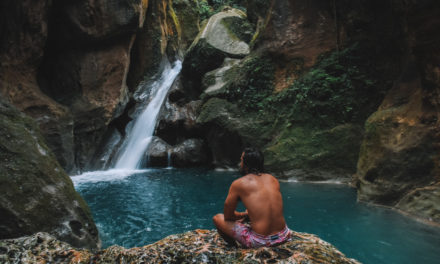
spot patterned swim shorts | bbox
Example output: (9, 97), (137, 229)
(232, 222), (291, 248)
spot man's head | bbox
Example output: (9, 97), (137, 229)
(240, 147), (264, 175)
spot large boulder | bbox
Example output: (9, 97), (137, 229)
(181, 8), (253, 97)
(171, 138), (210, 167)
(201, 58), (241, 97)
(0, 230), (361, 263)
(144, 136), (172, 167)
(156, 96), (203, 145)
(0, 98), (99, 249)
(196, 98), (245, 168)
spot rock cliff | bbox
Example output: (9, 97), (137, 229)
(0, 230), (360, 264)
(354, 0), (440, 222)
(0, 0), (187, 173)
(0, 98), (99, 249)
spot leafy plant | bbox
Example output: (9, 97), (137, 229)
(197, 0), (246, 21)
(197, 0), (214, 21)
(273, 43), (380, 126)
(224, 55), (275, 110)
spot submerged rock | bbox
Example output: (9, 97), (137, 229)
(0, 230), (361, 264)
(396, 184), (440, 223)
(0, 98), (99, 249)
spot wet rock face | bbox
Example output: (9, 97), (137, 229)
(0, 0), (50, 67)
(0, 230), (361, 264)
(355, 0), (440, 223)
(356, 61), (440, 206)
(127, 0), (181, 91)
(156, 90), (203, 145)
(144, 137), (172, 167)
(196, 98), (245, 168)
(53, 0), (140, 43)
(173, 0), (200, 51)
(171, 138), (210, 167)
(36, 0), (144, 172)
(0, 98), (99, 250)
(256, 0), (336, 68)
(396, 184), (440, 223)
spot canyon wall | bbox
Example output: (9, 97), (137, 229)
(1, 0), (438, 228)
(354, 1), (440, 222)
(0, 0), (186, 174)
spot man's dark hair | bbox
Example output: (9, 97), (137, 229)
(243, 147), (264, 174)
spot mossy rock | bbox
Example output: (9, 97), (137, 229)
(196, 97), (363, 180)
(264, 123), (364, 181)
(172, 0), (200, 51)
(356, 107), (437, 205)
(0, 98), (99, 249)
(396, 184), (440, 222)
(201, 58), (242, 98)
(181, 8), (252, 96)
(0, 230), (361, 263)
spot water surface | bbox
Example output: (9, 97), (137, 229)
(72, 168), (440, 264)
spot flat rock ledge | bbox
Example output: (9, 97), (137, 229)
(0, 230), (361, 264)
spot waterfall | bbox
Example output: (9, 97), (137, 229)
(114, 60), (182, 169)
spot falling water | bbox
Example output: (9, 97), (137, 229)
(167, 149), (172, 168)
(114, 60), (182, 169)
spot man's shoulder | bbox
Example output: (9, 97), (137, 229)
(232, 177), (245, 186)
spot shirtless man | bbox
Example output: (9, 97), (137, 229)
(213, 148), (291, 248)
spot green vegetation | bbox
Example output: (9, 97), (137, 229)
(221, 16), (254, 43)
(223, 44), (385, 127)
(209, 0), (246, 11)
(264, 123), (364, 174)
(197, 0), (246, 21)
(273, 44), (380, 126)
(223, 54), (275, 110)
(198, 43), (388, 175)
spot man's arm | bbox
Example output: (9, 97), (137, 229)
(223, 180), (246, 221)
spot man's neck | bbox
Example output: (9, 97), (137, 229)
(245, 172), (262, 177)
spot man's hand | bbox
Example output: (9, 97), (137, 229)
(234, 210), (248, 221)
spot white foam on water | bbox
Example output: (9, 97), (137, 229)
(214, 167), (237, 172)
(70, 169), (148, 185)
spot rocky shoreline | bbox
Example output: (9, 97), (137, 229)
(0, 230), (361, 264)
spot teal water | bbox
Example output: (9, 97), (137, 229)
(73, 168), (440, 264)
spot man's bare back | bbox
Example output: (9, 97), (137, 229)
(226, 173), (286, 235)
(213, 148), (290, 248)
